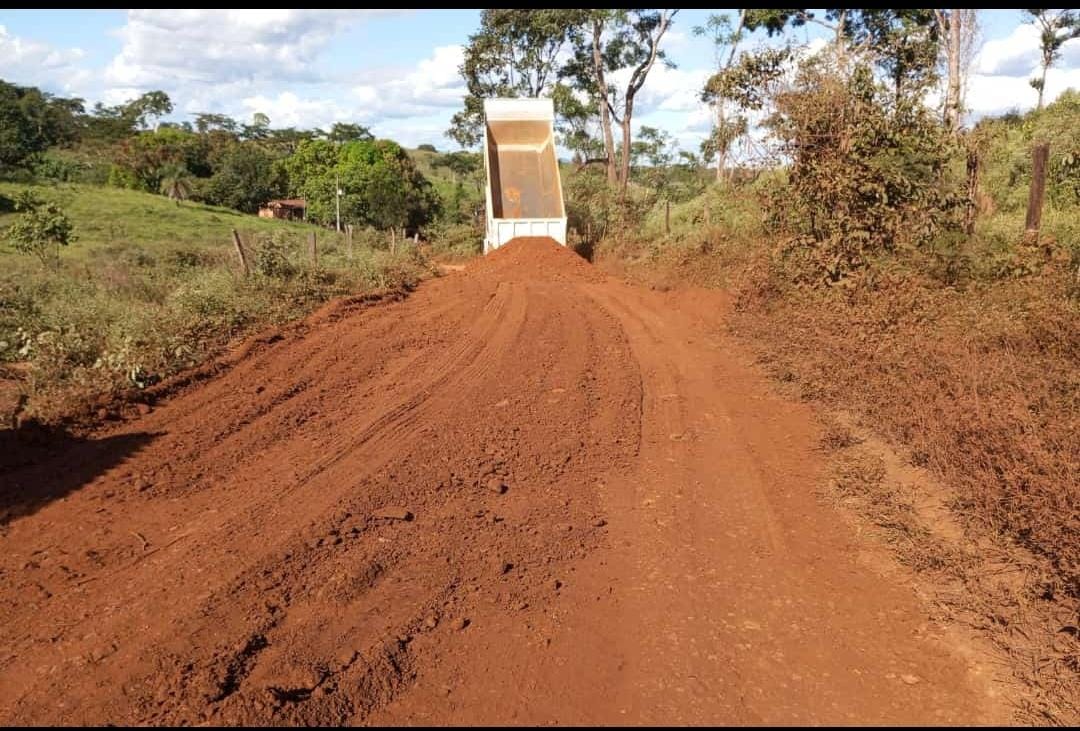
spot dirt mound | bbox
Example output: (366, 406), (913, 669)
(465, 236), (605, 283)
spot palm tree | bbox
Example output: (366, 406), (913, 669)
(159, 164), (194, 206)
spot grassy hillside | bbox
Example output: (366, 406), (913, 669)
(0, 181), (313, 257)
(1, 181), (431, 425)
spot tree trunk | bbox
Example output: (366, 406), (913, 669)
(946, 9), (962, 133)
(592, 20), (618, 185)
(716, 10), (746, 183)
(835, 10), (847, 62)
(715, 103), (723, 181)
(615, 10), (674, 196)
(1037, 64), (1047, 110)
(619, 105), (634, 196)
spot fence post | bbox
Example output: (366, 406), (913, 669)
(308, 231), (318, 268)
(1025, 142), (1050, 241)
(963, 147), (979, 236)
(231, 229), (249, 276)
(665, 199), (671, 235)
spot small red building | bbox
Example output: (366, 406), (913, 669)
(258, 198), (306, 221)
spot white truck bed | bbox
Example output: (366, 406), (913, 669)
(482, 98), (567, 253)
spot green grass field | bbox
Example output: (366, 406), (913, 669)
(0, 180), (315, 257)
(1, 181), (431, 424)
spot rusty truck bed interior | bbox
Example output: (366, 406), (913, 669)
(485, 119), (564, 220)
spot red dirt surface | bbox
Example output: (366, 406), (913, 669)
(0, 237), (1010, 725)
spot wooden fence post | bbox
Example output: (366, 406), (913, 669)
(308, 231), (318, 268)
(1025, 142), (1050, 241)
(963, 147), (979, 236)
(231, 229), (249, 276)
(665, 199), (671, 235)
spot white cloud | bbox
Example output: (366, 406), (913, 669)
(88, 9), (469, 136)
(355, 44), (467, 118)
(663, 29), (689, 49)
(229, 44), (467, 134)
(103, 10), (394, 88)
(976, 22), (1042, 77)
(966, 66), (1080, 118)
(0, 24), (91, 93)
(966, 18), (1080, 119)
(240, 91), (370, 128)
(608, 62), (711, 117)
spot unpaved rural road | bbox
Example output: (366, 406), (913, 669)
(0, 239), (1008, 725)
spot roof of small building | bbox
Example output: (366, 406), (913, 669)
(264, 198), (306, 208)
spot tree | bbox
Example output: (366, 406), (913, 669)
(158, 164), (194, 206)
(934, 10), (979, 134)
(766, 57), (958, 281)
(550, 81), (605, 166)
(433, 150), (482, 188)
(611, 10), (678, 194)
(281, 138), (440, 232)
(956, 10), (982, 120)
(694, 11), (748, 181)
(4, 190), (77, 267)
(264, 127), (317, 156)
(566, 10), (678, 193)
(448, 9), (585, 147)
(110, 128), (205, 192)
(193, 112), (238, 134)
(1025, 9), (1080, 110)
(701, 44), (790, 182)
(241, 112), (271, 142)
(328, 122), (374, 143)
(630, 125), (678, 199)
(855, 10), (940, 104)
(561, 11), (621, 182)
(417, 143), (438, 152)
(0, 80), (83, 171)
(631, 125), (674, 168)
(203, 144), (285, 213)
(743, 9), (853, 54)
(125, 90), (173, 130)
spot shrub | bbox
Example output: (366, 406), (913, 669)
(4, 190), (78, 267)
(252, 231), (298, 279)
(766, 59), (962, 283)
(428, 221), (482, 257)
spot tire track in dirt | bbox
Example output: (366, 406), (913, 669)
(0, 238), (1014, 725)
(0, 239), (640, 725)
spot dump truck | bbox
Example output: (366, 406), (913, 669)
(482, 98), (567, 254)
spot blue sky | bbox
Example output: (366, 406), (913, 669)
(1, 9), (1077, 153)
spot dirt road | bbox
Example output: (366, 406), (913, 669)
(0, 238), (1009, 725)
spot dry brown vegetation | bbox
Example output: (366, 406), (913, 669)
(732, 262), (1079, 601)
